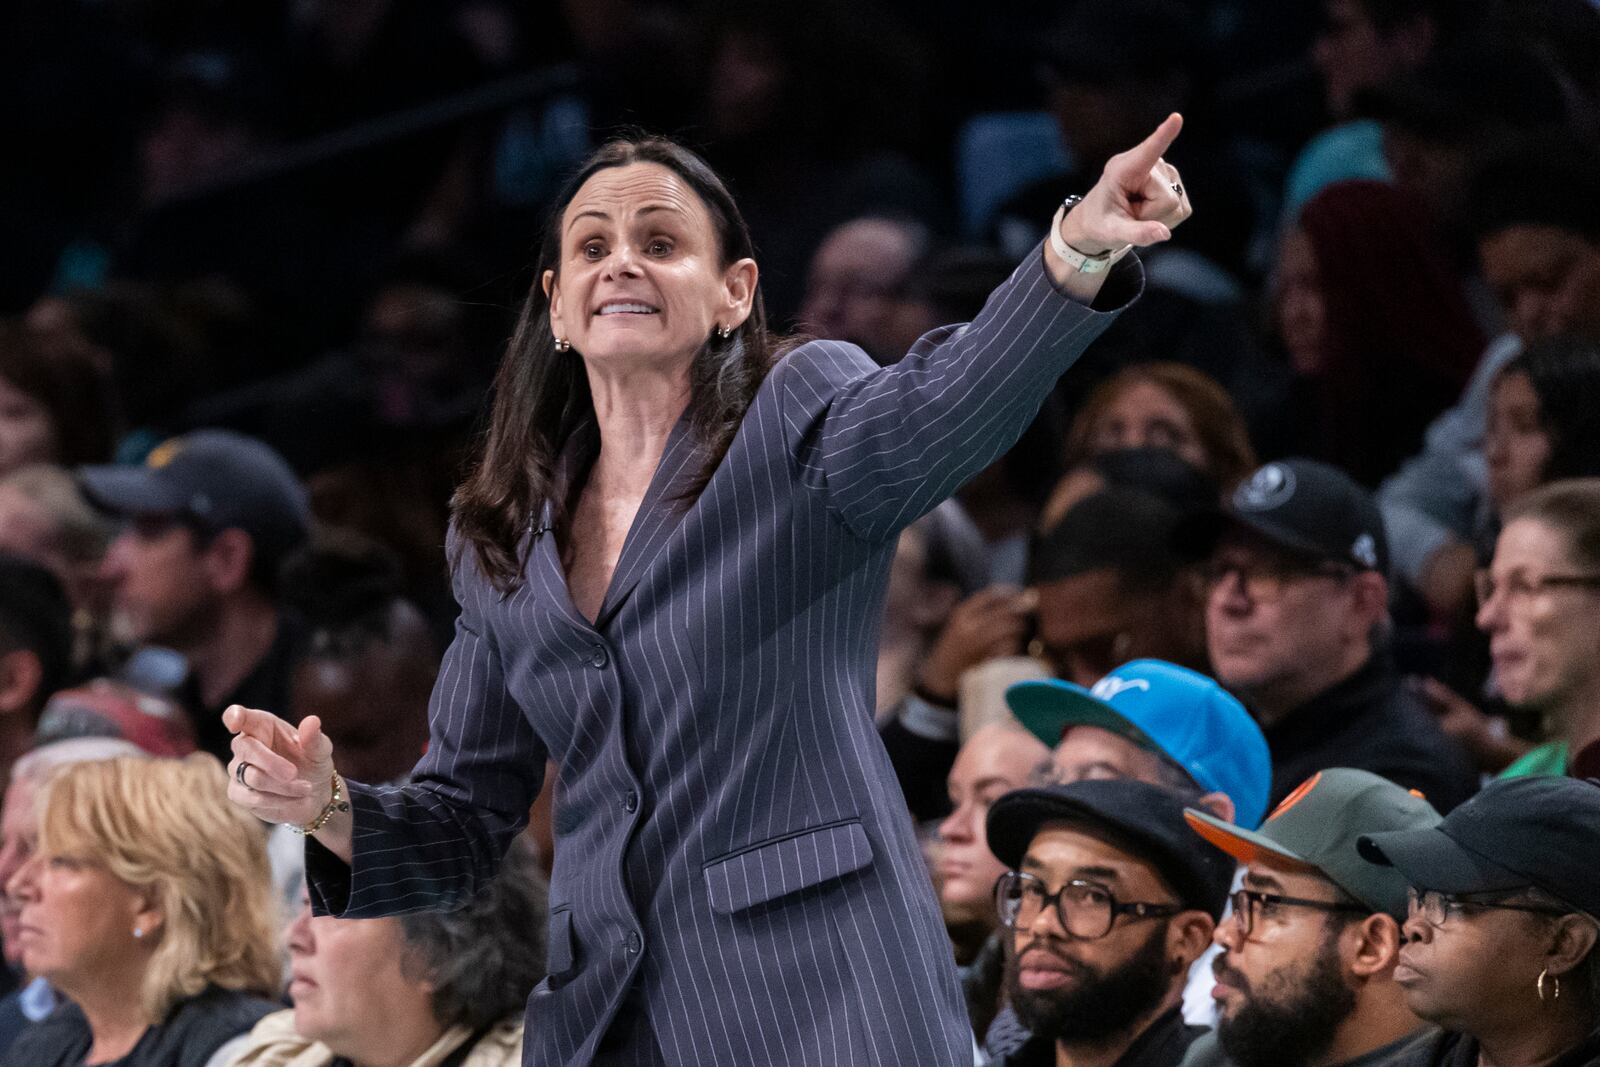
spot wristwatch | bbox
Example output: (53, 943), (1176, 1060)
(1051, 195), (1132, 274)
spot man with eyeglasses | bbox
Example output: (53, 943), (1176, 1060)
(1184, 459), (1476, 811)
(1357, 775), (1600, 1067)
(1177, 768), (1441, 1067)
(983, 778), (1234, 1067)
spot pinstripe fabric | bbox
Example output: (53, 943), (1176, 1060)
(306, 245), (1143, 1066)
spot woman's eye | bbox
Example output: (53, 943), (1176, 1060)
(647, 239), (673, 256)
(582, 242), (604, 260)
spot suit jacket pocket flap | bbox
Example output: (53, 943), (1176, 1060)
(704, 821), (874, 915)
(547, 908), (576, 979)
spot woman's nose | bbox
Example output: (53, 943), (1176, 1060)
(5, 856), (38, 903)
(601, 242), (643, 280)
(285, 901), (314, 953)
(938, 803), (973, 844)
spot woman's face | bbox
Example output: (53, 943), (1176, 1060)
(1485, 371), (1551, 514)
(1089, 380), (1210, 472)
(286, 899), (439, 1057)
(1476, 518), (1600, 718)
(6, 850), (152, 992)
(1396, 893), (1557, 1034)
(1276, 228), (1327, 376)
(545, 162), (756, 376)
(0, 376), (57, 475)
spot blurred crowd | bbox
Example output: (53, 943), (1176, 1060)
(2, 0), (1600, 1063)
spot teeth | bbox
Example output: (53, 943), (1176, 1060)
(598, 303), (658, 315)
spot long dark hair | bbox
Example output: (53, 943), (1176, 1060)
(452, 136), (778, 590)
(1502, 336), (1600, 484)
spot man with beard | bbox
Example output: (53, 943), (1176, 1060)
(985, 778), (1233, 1067)
(1179, 769), (1441, 1067)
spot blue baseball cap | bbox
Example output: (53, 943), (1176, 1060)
(1007, 659), (1272, 829)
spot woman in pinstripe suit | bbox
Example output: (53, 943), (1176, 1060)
(225, 118), (1193, 1066)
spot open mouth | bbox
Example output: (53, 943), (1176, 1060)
(595, 302), (660, 316)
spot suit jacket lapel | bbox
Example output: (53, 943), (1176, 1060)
(593, 411), (703, 629)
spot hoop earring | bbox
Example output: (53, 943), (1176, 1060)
(554, 337), (571, 353)
(1538, 968), (1561, 1003)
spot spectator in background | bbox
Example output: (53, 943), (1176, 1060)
(2, 756), (281, 1067)
(1283, 0), (1473, 221)
(1477, 480), (1600, 779)
(1182, 769), (1441, 1067)
(0, 738), (145, 1054)
(1370, 43), (1570, 233)
(1191, 460), (1477, 810)
(230, 837), (547, 1067)
(0, 556), (74, 783)
(0, 324), (118, 478)
(797, 215), (930, 363)
(985, 779), (1233, 1067)
(1029, 489), (1209, 687)
(935, 722), (1050, 1040)
(879, 500), (991, 722)
(80, 431), (310, 760)
(1359, 776), (1600, 1067)
(1006, 659), (1271, 1031)
(281, 535), (439, 786)
(1275, 181), (1483, 485)
(1010, 661), (1271, 830)
(1380, 142), (1600, 620)
(1041, 447), (1219, 535)
(1484, 341), (1600, 547)
(0, 466), (114, 672)
(1059, 363), (1257, 494)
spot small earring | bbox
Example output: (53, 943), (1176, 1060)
(715, 325), (731, 341)
(1537, 968), (1561, 1002)
(554, 337), (571, 353)
(132, 927), (143, 940)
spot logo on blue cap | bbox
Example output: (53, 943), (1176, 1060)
(1007, 660), (1273, 830)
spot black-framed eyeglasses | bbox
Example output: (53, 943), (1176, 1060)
(1473, 570), (1600, 608)
(1230, 888), (1367, 937)
(994, 870), (1181, 940)
(1406, 887), (1570, 929)
(1203, 556), (1356, 602)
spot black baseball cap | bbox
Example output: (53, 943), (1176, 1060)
(1178, 458), (1388, 574)
(1029, 488), (1182, 587)
(1358, 776), (1600, 919)
(987, 778), (1236, 920)
(79, 430), (310, 561)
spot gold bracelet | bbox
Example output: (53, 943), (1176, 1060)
(291, 773), (351, 837)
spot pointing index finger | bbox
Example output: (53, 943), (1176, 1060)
(1116, 113), (1184, 182)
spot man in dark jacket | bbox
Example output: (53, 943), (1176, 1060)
(985, 778), (1233, 1067)
(1187, 460), (1477, 811)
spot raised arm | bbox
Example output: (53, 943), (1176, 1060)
(784, 117), (1194, 540)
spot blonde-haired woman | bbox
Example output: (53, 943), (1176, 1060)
(3, 756), (281, 1067)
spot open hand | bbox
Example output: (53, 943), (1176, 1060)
(224, 704), (337, 827)
(1060, 113), (1193, 254)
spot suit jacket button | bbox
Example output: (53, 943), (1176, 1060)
(587, 643), (609, 669)
(623, 790), (639, 813)
(624, 931), (643, 955)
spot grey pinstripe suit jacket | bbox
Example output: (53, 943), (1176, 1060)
(307, 246), (1140, 1066)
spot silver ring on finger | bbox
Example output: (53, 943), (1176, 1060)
(235, 760), (254, 789)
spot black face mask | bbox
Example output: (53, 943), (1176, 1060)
(1004, 920), (1174, 1044)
